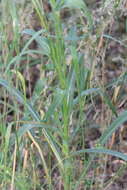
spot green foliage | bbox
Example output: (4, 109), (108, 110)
(0, 0), (126, 189)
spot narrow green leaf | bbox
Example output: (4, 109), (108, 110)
(100, 91), (118, 117)
(72, 148), (127, 161)
(0, 79), (64, 170)
(64, 0), (84, 9)
(99, 110), (127, 145)
(23, 29), (50, 56)
(44, 88), (66, 121)
(5, 29), (45, 74)
(103, 34), (127, 48)
(17, 123), (59, 138)
(5, 123), (13, 151)
(0, 79), (40, 121)
(73, 88), (100, 105)
(66, 69), (75, 110)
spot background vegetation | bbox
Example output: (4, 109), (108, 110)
(0, 0), (127, 189)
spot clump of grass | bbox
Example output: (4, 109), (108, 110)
(0, 0), (127, 189)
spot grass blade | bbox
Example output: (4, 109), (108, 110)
(100, 90), (118, 117)
(44, 88), (66, 121)
(0, 79), (40, 121)
(23, 29), (50, 56)
(99, 110), (127, 145)
(73, 88), (100, 105)
(0, 78), (64, 170)
(72, 148), (127, 161)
